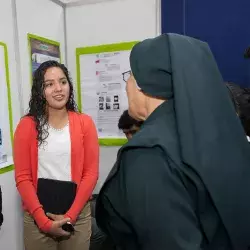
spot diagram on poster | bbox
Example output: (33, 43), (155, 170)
(28, 34), (60, 74)
(76, 42), (138, 145)
(0, 42), (13, 170)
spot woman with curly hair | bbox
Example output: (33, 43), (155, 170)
(14, 60), (99, 250)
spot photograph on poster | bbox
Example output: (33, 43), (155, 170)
(29, 35), (60, 74)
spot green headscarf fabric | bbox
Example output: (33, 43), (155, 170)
(129, 34), (250, 248)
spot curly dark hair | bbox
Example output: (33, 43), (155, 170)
(26, 60), (78, 146)
(226, 82), (250, 136)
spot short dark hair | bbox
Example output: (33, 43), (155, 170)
(244, 46), (250, 59)
(226, 82), (250, 136)
(118, 110), (143, 130)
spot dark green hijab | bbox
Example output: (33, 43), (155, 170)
(130, 34), (250, 248)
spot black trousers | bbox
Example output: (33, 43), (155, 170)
(90, 217), (115, 250)
(90, 196), (115, 250)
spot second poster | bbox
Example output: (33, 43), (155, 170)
(76, 42), (138, 145)
(28, 33), (61, 80)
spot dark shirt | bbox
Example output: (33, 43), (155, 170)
(97, 147), (232, 250)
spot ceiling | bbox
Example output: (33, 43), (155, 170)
(56, 0), (111, 4)
(57, 0), (81, 3)
(52, 0), (113, 6)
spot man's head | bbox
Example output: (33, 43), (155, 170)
(118, 110), (143, 139)
(226, 82), (250, 136)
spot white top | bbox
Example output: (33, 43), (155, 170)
(38, 123), (71, 181)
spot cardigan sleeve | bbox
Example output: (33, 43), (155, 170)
(14, 117), (52, 232)
(65, 114), (99, 222)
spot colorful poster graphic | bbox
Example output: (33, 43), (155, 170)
(29, 35), (60, 74)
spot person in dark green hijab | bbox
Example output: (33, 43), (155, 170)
(95, 34), (250, 250)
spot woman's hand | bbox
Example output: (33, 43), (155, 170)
(46, 213), (71, 237)
(47, 213), (65, 221)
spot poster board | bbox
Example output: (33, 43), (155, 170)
(0, 42), (14, 174)
(76, 41), (138, 146)
(28, 33), (61, 84)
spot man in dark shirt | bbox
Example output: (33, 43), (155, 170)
(118, 110), (143, 139)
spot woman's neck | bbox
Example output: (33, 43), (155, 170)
(48, 108), (69, 129)
(145, 98), (166, 119)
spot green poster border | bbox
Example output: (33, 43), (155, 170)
(76, 41), (139, 146)
(0, 42), (14, 174)
(27, 33), (61, 85)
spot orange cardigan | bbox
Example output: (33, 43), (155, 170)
(14, 111), (99, 232)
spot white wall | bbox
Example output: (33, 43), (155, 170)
(66, 0), (158, 82)
(0, 1), (21, 134)
(16, 0), (66, 113)
(0, 0), (66, 249)
(0, 1), (23, 250)
(0, 172), (23, 250)
(66, 0), (160, 192)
